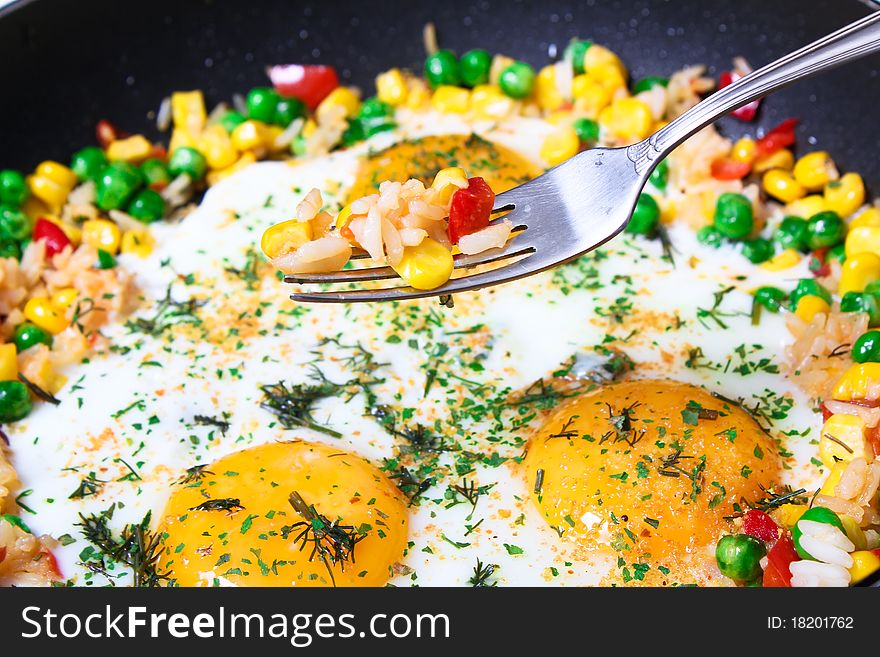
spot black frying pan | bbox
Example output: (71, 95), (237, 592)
(1, 0), (879, 587)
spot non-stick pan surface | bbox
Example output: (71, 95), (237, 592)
(1, 0), (879, 183)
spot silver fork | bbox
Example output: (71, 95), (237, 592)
(289, 11), (880, 303)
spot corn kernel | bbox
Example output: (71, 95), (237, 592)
(231, 120), (269, 152)
(598, 97), (653, 141)
(171, 90), (207, 135)
(392, 238), (454, 290)
(753, 148), (794, 173)
(773, 503), (806, 529)
(762, 168), (806, 203)
(50, 287), (79, 311)
(469, 85), (515, 120)
(535, 65), (565, 111)
(263, 125), (285, 152)
(316, 87), (361, 123)
(832, 362), (880, 401)
(260, 220), (313, 259)
(301, 119), (318, 139)
(845, 226), (880, 258)
(38, 215), (81, 245)
(820, 462), (848, 496)
(376, 68), (408, 106)
(840, 516), (867, 551)
(21, 196), (49, 222)
(27, 175), (69, 211)
(405, 79), (431, 110)
(35, 161), (77, 189)
(206, 152), (257, 187)
(588, 63), (627, 92)
(819, 414), (870, 466)
(540, 126), (580, 166)
(120, 228), (155, 257)
(197, 124), (238, 170)
(851, 207), (880, 229)
(430, 167), (469, 205)
(849, 551), (880, 584)
(825, 172), (865, 218)
(431, 86), (470, 114)
(730, 137), (757, 163)
(106, 135), (153, 163)
(839, 251), (880, 295)
(572, 74), (612, 118)
(0, 343), (17, 381)
(794, 294), (830, 323)
(23, 297), (69, 335)
(583, 44), (626, 78)
(760, 248), (801, 272)
(785, 194), (827, 219)
(793, 151), (838, 191)
(169, 127), (197, 153)
(82, 219), (122, 255)
(335, 204), (354, 231)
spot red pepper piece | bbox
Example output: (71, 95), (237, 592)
(268, 64), (340, 110)
(742, 509), (779, 543)
(96, 119), (128, 149)
(40, 549), (63, 579)
(763, 532), (799, 587)
(809, 248), (831, 278)
(719, 71), (760, 122)
(755, 118), (799, 159)
(33, 218), (72, 258)
(447, 177), (495, 245)
(710, 157), (751, 180)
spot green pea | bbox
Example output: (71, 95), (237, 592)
(713, 193), (753, 240)
(140, 158), (172, 190)
(852, 330), (880, 363)
(773, 216), (809, 251)
(274, 97), (306, 126)
(126, 189), (166, 223)
(499, 61), (536, 99)
(865, 280), (880, 300)
(168, 147), (207, 181)
(792, 507), (844, 560)
(0, 380), (33, 423)
(741, 238), (774, 264)
(0, 513), (31, 533)
(697, 225), (723, 248)
(573, 118), (599, 145)
(754, 286), (787, 312)
(715, 534), (766, 582)
(626, 193), (660, 235)
(0, 206), (32, 242)
(96, 162), (142, 211)
(459, 49), (492, 87)
(827, 243), (846, 264)
(13, 322), (52, 352)
(359, 97), (393, 119)
(96, 249), (116, 269)
(246, 86), (281, 123)
(424, 49), (460, 88)
(291, 134), (307, 157)
(341, 119), (366, 147)
(0, 170), (29, 207)
(564, 39), (593, 74)
(649, 159), (669, 191)
(219, 110), (247, 134)
(790, 278), (832, 308)
(840, 292), (880, 326)
(0, 240), (21, 260)
(70, 146), (108, 183)
(632, 76), (668, 94)
(806, 211), (845, 249)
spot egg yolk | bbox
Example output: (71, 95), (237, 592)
(523, 380), (782, 569)
(158, 441), (408, 587)
(346, 134), (541, 201)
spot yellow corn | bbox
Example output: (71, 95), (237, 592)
(430, 167), (469, 205)
(38, 215), (81, 245)
(392, 238), (454, 290)
(753, 148), (794, 173)
(773, 503), (806, 529)
(106, 135), (153, 163)
(598, 97), (653, 141)
(839, 251), (880, 295)
(405, 79), (431, 110)
(819, 414), (870, 466)
(785, 194), (826, 219)
(793, 151), (838, 191)
(535, 65), (565, 111)
(50, 287), (78, 311)
(845, 226), (880, 258)
(23, 297), (68, 335)
(263, 125), (285, 152)
(840, 516), (867, 551)
(231, 120), (269, 152)
(169, 127), (197, 153)
(760, 248), (801, 271)
(545, 110), (574, 126)
(469, 85), (515, 120)
(851, 207), (880, 229)
(334, 204), (355, 232)
(762, 169), (806, 203)
(794, 294), (830, 323)
(21, 196), (49, 222)
(820, 462), (848, 496)
(825, 172), (865, 218)
(260, 220), (313, 259)
(35, 161), (77, 189)
(540, 126), (580, 166)
(82, 219), (122, 255)
(572, 74), (612, 118)
(730, 137), (757, 163)
(197, 124), (238, 170)
(431, 86), (470, 114)
(316, 87), (361, 123)
(832, 362), (880, 401)
(849, 551), (880, 584)
(206, 152), (257, 186)
(376, 68), (408, 106)
(28, 161), (78, 211)
(582, 44), (626, 78)
(171, 90), (207, 135)
(0, 344), (17, 381)
(588, 62), (627, 92)
(120, 228), (155, 257)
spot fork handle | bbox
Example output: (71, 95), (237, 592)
(636, 10), (880, 170)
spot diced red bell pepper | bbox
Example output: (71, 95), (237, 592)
(268, 64), (340, 110)
(710, 157), (751, 181)
(33, 218), (72, 258)
(742, 509), (779, 543)
(763, 532), (799, 587)
(40, 548), (63, 579)
(809, 248), (831, 278)
(96, 119), (127, 149)
(447, 177), (495, 245)
(755, 118), (799, 159)
(0, 545), (5, 564)
(719, 70), (761, 122)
